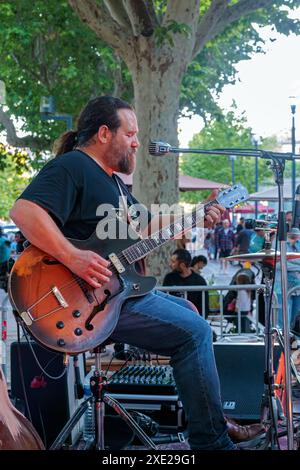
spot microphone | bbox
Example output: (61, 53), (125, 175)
(148, 141), (180, 156)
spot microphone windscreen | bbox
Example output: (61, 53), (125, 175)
(148, 141), (170, 156)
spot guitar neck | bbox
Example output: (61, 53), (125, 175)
(122, 199), (218, 265)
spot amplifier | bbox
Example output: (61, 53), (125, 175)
(10, 340), (85, 448)
(214, 341), (281, 420)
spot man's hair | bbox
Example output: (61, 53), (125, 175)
(172, 249), (192, 267)
(53, 96), (133, 156)
(191, 255), (208, 267)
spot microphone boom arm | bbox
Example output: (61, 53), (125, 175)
(167, 147), (298, 161)
(148, 141), (300, 160)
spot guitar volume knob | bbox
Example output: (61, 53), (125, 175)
(74, 328), (82, 336)
(57, 338), (66, 347)
(56, 321), (64, 329)
(72, 310), (81, 318)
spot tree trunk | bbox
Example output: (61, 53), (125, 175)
(126, 40), (186, 280)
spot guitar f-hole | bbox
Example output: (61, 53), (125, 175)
(85, 289), (111, 331)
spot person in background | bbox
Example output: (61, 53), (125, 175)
(163, 249), (209, 318)
(249, 228), (266, 253)
(286, 211), (293, 232)
(216, 219), (235, 273)
(223, 262), (256, 321)
(176, 232), (191, 250)
(275, 227), (300, 328)
(191, 255), (208, 275)
(235, 273), (254, 333)
(0, 227), (12, 292)
(15, 231), (26, 254)
(236, 217), (245, 234)
(235, 219), (254, 254)
(0, 228), (11, 273)
(204, 230), (215, 260)
(213, 222), (222, 260)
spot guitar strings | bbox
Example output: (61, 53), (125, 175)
(25, 199), (222, 315)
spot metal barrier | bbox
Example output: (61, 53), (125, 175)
(2, 283), (296, 373)
(158, 284), (265, 338)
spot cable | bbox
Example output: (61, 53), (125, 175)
(19, 322), (68, 380)
(16, 320), (32, 423)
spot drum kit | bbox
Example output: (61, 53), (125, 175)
(225, 226), (300, 450)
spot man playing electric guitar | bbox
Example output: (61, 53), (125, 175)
(10, 96), (261, 450)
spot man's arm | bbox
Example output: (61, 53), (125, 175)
(10, 199), (112, 288)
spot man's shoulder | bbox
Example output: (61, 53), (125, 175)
(164, 271), (178, 280)
(189, 271), (207, 284)
(41, 151), (83, 172)
(163, 271), (179, 284)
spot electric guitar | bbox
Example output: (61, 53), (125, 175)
(8, 184), (248, 354)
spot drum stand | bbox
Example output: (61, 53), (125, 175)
(50, 345), (157, 450)
(258, 262), (285, 449)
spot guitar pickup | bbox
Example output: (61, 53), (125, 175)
(52, 286), (68, 308)
(108, 253), (125, 273)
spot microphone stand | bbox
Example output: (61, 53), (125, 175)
(151, 144), (298, 449)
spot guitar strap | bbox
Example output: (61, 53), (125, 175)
(114, 175), (146, 274)
(114, 175), (142, 236)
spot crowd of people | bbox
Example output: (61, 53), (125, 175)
(182, 212), (300, 332)
(0, 228), (25, 291)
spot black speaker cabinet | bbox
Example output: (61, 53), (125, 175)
(214, 341), (281, 420)
(10, 340), (85, 448)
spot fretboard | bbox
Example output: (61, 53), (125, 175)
(122, 199), (217, 264)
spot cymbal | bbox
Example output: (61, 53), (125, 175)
(226, 250), (300, 263)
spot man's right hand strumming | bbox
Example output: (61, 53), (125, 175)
(64, 248), (112, 289)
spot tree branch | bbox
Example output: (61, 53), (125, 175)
(0, 107), (45, 149)
(193, 0), (278, 57)
(192, 0), (229, 57)
(103, 0), (131, 29)
(68, 0), (131, 54)
(122, 0), (155, 37)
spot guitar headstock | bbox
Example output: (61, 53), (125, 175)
(216, 184), (249, 209)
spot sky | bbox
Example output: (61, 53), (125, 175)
(179, 23), (300, 148)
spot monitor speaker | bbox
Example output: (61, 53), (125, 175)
(214, 341), (281, 420)
(10, 340), (85, 448)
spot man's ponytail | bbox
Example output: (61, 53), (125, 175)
(53, 130), (78, 156)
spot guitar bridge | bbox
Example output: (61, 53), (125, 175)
(20, 311), (33, 326)
(52, 286), (68, 308)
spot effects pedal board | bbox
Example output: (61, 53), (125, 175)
(106, 365), (177, 395)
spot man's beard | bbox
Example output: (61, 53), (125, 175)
(117, 151), (136, 174)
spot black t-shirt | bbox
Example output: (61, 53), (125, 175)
(19, 150), (150, 240)
(163, 271), (209, 317)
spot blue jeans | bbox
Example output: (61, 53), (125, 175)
(110, 290), (235, 450)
